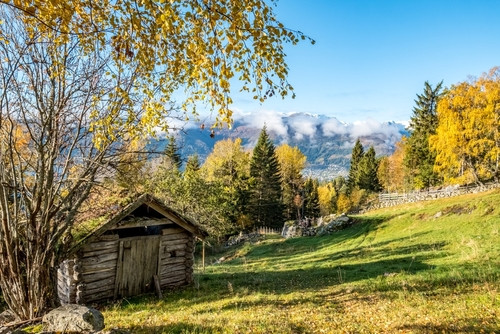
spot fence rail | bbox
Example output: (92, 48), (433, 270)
(378, 182), (499, 203)
(255, 226), (281, 235)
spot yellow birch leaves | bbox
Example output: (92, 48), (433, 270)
(1, 0), (310, 146)
(430, 67), (500, 184)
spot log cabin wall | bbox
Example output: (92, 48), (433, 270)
(158, 227), (195, 288)
(58, 221), (197, 305)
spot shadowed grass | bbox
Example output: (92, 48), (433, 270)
(101, 190), (500, 333)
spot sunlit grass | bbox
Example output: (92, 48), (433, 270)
(102, 190), (500, 333)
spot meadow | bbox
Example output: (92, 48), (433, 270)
(26, 189), (500, 333)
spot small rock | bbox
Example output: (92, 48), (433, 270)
(42, 304), (104, 333)
(0, 310), (19, 325)
(336, 214), (350, 223)
(434, 211), (442, 218)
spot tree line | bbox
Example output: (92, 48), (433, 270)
(131, 66), (500, 239)
(135, 127), (321, 239)
(378, 67), (499, 193)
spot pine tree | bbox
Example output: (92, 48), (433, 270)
(185, 154), (201, 175)
(347, 139), (364, 191)
(405, 81), (443, 189)
(164, 136), (182, 169)
(249, 126), (284, 228)
(303, 178), (320, 218)
(357, 146), (381, 191)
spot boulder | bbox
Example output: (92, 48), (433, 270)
(42, 304), (104, 333)
(0, 310), (19, 325)
(281, 221), (302, 238)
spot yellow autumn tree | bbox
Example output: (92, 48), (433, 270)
(275, 144), (307, 220)
(377, 137), (408, 192)
(317, 182), (337, 216)
(0, 0), (311, 131)
(430, 67), (500, 184)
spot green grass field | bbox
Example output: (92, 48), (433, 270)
(99, 190), (499, 333)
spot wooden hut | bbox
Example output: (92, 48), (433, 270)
(57, 194), (206, 304)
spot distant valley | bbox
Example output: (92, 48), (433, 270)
(156, 112), (408, 180)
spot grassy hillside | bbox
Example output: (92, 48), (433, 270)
(102, 190), (500, 333)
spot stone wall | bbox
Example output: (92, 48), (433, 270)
(281, 214), (353, 238)
(368, 182), (500, 211)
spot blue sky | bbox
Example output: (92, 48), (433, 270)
(228, 0), (500, 123)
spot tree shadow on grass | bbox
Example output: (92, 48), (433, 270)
(396, 317), (500, 333)
(126, 322), (222, 334)
(226, 215), (400, 263)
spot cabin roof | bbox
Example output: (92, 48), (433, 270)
(71, 193), (207, 253)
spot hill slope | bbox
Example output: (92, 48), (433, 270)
(103, 190), (499, 333)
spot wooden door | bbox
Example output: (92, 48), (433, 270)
(114, 236), (160, 298)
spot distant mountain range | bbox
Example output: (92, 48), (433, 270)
(155, 112), (409, 181)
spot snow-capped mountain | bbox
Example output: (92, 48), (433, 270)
(155, 112), (408, 180)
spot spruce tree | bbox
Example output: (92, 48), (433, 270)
(347, 139), (364, 191)
(185, 154), (201, 173)
(357, 146), (381, 191)
(405, 81), (443, 189)
(303, 178), (320, 218)
(164, 135), (182, 169)
(249, 126), (284, 228)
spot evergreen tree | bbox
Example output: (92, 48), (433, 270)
(405, 81), (443, 189)
(303, 178), (320, 218)
(357, 146), (381, 191)
(185, 154), (201, 174)
(347, 139), (364, 191)
(249, 126), (284, 228)
(164, 136), (182, 169)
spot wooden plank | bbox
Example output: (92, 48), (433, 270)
(82, 268), (116, 283)
(161, 233), (188, 241)
(160, 266), (186, 277)
(160, 274), (185, 284)
(156, 238), (163, 279)
(160, 250), (186, 259)
(97, 234), (119, 241)
(160, 257), (186, 266)
(81, 259), (117, 273)
(153, 275), (162, 299)
(147, 202), (198, 235)
(161, 227), (186, 235)
(164, 244), (187, 252)
(83, 276), (115, 292)
(111, 219), (173, 230)
(85, 288), (115, 303)
(160, 275), (186, 286)
(82, 245), (119, 258)
(161, 238), (189, 246)
(83, 240), (119, 252)
(80, 252), (118, 266)
(114, 241), (124, 299)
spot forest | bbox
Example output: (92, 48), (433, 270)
(127, 67), (500, 240)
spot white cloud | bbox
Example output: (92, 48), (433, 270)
(238, 109), (289, 137)
(287, 114), (320, 140)
(321, 118), (349, 136)
(349, 119), (402, 140)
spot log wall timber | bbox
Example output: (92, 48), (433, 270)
(79, 237), (119, 303)
(157, 228), (196, 288)
(58, 211), (201, 305)
(57, 259), (77, 304)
